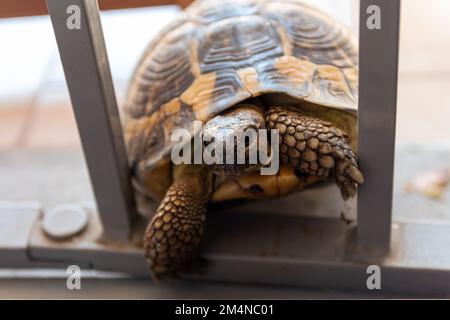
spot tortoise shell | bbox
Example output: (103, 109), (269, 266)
(124, 0), (358, 205)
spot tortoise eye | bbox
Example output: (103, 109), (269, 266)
(249, 185), (264, 193)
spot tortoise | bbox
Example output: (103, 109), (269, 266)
(124, 0), (364, 280)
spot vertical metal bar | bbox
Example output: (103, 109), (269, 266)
(357, 0), (400, 250)
(46, 0), (136, 242)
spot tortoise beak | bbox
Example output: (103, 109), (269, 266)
(202, 104), (266, 176)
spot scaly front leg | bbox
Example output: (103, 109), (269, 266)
(143, 165), (212, 280)
(266, 106), (364, 200)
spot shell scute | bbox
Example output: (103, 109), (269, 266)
(198, 16), (284, 74)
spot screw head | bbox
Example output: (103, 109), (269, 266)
(42, 204), (89, 240)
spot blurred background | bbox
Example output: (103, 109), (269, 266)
(0, 0), (449, 227)
(0, 0), (450, 300)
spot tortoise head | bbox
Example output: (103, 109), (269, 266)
(202, 103), (267, 177)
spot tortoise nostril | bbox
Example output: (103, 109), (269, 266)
(250, 184), (264, 193)
(294, 169), (303, 178)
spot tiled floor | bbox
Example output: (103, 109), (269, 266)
(0, 5), (182, 149)
(396, 0), (450, 145)
(1, 1), (449, 151)
(0, 0), (357, 151)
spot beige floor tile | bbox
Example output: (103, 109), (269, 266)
(397, 75), (450, 145)
(21, 104), (80, 149)
(0, 102), (30, 150)
(400, 0), (450, 74)
(0, 16), (55, 101)
(2, 1), (450, 152)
